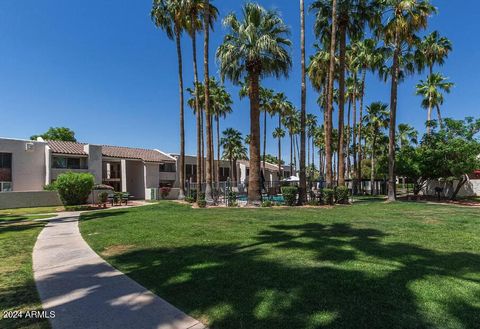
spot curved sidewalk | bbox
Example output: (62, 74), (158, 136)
(33, 212), (207, 329)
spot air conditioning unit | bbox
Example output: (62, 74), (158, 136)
(145, 188), (159, 201)
(25, 142), (35, 152)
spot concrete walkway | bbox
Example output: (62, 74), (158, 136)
(33, 212), (207, 329)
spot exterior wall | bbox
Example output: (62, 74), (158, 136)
(50, 168), (90, 181)
(145, 163), (160, 188)
(425, 179), (480, 197)
(0, 138), (46, 191)
(0, 191), (62, 210)
(84, 145), (102, 184)
(126, 160), (145, 199)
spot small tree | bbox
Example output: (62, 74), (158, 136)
(31, 127), (77, 142)
(55, 172), (95, 205)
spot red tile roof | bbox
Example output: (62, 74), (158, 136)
(46, 140), (174, 163)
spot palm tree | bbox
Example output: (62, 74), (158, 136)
(203, 0), (215, 203)
(217, 3), (292, 205)
(271, 92), (289, 175)
(313, 125), (326, 179)
(221, 128), (248, 186)
(185, 0), (218, 196)
(299, 0), (307, 204)
(311, 0), (374, 187)
(350, 38), (388, 190)
(363, 102), (389, 195)
(416, 73), (454, 132)
(397, 123), (418, 148)
(416, 31), (452, 76)
(377, 0), (436, 201)
(273, 127), (286, 177)
(306, 114), (318, 174)
(151, 0), (187, 199)
(283, 105), (300, 175)
(211, 80), (233, 184)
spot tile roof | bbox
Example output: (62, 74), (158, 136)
(46, 140), (174, 163)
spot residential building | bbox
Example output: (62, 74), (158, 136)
(0, 137), (176, 199)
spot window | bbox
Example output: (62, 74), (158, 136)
(52, 156), (88, 169)
(160, 163), (176, 173)
(0, 153), (12, 169)
(0, 182), (12, 192)
(0, 153), (12, 183)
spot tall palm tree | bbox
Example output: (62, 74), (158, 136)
(211, 80), (233, 184)
(350, 38), (388, 190)
(271, 92), (289, 175)
(272, 127), (286, 177)
(185, 0), (218, 195)
(416, 31), (452, 76)
(363, 102), (389, 195)
(221, 128), (248, 186)
(397, 123), (418, 148)
(376, 0), (435, 201)
(312, 0), (373, 187)
(283, 105), (300, 175)
(151, 0), (187, 199)
(313, 125), (325, 179)
(416, 73), (454, 132)
(306, 114), (318, 173)
(203, 0), (215, 203)
(299, 0), (307, 204)
(217, 3), (292, 205)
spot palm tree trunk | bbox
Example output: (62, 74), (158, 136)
(216, 115), (220, 184)
(233, 159), (238, 186)
(204, 2), (213, 203)
(278, 115), (282, 175)
(346, 98), (351, 179)
(436, 104), (444, 129)
(388, 40), (401, 202)
(427, 96), (432, 135)
(299, 0), (307, 204)
(201, 110), (205, 182)
(352, 72), (358, 193)
(325, 0), (338, 188)
(290, 133), (293, 174)
(248, 71), (262, 204)
(263, 107), (267, 171)
(371, 134), (376, 195)
(337, 23), (347, 187)
(175, 28), (185, 200)
(191, 27), (202, 197)
(357, 68), (367, 192)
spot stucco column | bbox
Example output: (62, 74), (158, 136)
(121, 159), (127, 192)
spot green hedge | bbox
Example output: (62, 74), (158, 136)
(322, 188), (335, 205)
(335, 186), (350, 204)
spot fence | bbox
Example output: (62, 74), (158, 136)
(184, 178), (390, 205)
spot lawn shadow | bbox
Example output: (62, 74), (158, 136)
(107, 222), (480, 329)
(80, 210), (130, 222)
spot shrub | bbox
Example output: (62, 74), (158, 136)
(185, 196), (196, 203)
(189, 189), (198, 201)
(228, 191), (237, 207)
(322, 188), (335, 206)
(335, 186), (350, 204)
(198, 192), (206, 201)
(44, 183), (57, 191)
(98, 192), (109, 207)
(307, 199), (320, 206)
(281, 186), (298, 206)
(197, 200), (207, 208)
(160, 187), (171, 199)
(55, 172), (95, 206)
(261, 200), (273, 208)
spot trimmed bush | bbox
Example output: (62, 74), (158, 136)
(185, 196), (196, 204)
(322, 188), (335, 206)
(55, 172), (95, 206)
(98, 192), (109, 207)
(261, 200), (273, 208)
(335, 186), (350, 204)
(197, 200), (207, 208)
(228, 191), (237, 207)
(307, 199), (320, 206)
(281, 186), (298, 206)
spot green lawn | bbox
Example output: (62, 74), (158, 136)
(0, 218), (50, 329)
(0, 206), (63, 216)
(80, 201), (480, 329)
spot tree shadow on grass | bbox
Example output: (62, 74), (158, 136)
(107, 223), (480, 329)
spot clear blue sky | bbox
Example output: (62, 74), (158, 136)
(0, 0), (478, 158)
